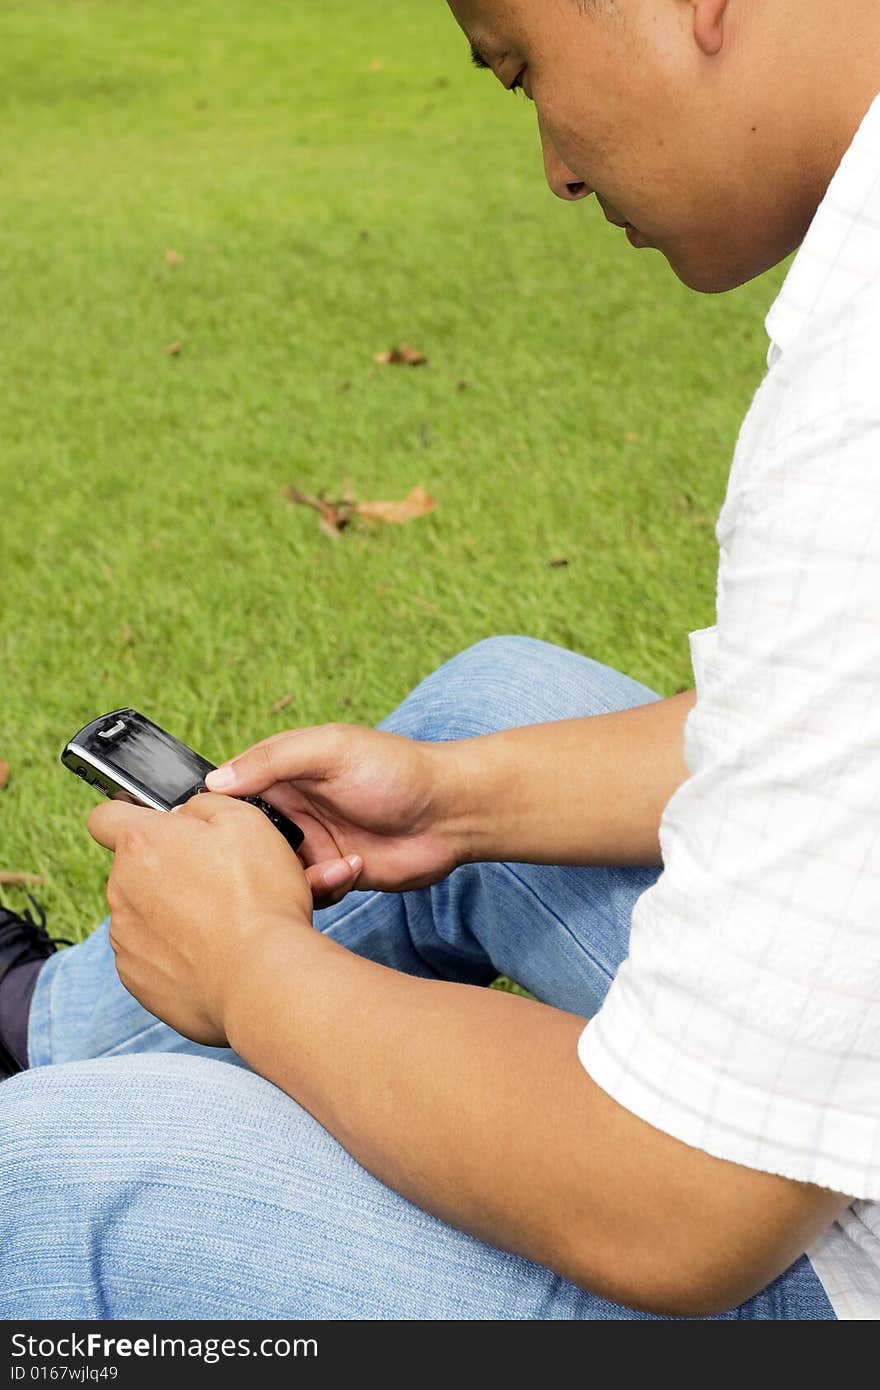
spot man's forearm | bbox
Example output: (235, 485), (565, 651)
(225, 924), (845, 1316)
(437, 688), (695, 868)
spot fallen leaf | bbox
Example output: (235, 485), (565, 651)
(0, 760), (8, 789)
(321, 496), (353, 530)
(319, 515), (343, 541)
(270, 692), (295, 714)
(285, 485), (356, 539)
(355, 486), (436, 525)
(166, 340), (183, 356)
(285, 485), (324, 514)
(370, 58), (384, 72)
(374, 344), (428, 367)
(165, 249), (183, 267)
(625, 432), (642, 443)
(286, 482), (434, 534)
(548, 557), (569, 569)
(456, 379), (469, 391)
(0, 872), (45, 887)
(120, 625), (134, 646)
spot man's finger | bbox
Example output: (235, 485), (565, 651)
(204, 726), (344, 797)
(171, 791), (257, 824)
(87, 799), (162, 851)
(305, 855), (363, 903)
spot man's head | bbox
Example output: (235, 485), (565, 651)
(449, 0), (880, 292)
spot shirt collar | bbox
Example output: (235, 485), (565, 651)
(765, 90), (880, 369)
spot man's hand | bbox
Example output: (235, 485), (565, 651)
(205, 690), (698, 900)
(204, 725), (464, 900)
(87, 793), (313, 1046)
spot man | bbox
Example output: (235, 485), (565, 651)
(2, 0), (878, 1319)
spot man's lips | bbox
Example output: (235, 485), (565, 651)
(624, 224), (649, 249)
(599, 203), (650, 249)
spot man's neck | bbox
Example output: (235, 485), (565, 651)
(798, 2), (880, 198)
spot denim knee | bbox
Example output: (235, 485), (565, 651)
(380, 635), (660, 743)
(0, 1055), (343, 1237)
(0, 1056), (367, 1319)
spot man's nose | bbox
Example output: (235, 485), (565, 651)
(539, 121), (590, 202)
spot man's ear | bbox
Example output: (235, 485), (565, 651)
(691, 0), (729, 56)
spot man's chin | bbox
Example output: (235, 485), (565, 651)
(671, 262), (751, 294)
(666, 241), (795, 295)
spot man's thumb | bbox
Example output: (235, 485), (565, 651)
(306, 854), (364, 900)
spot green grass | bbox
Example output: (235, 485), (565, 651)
(2, 0), (787, 938)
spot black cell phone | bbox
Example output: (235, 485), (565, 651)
(61, 708), (304, 854)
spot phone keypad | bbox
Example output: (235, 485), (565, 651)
(241, 795), (305, 853)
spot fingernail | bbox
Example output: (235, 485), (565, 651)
(345, 854), (363, 874)
(323, 859), (356, 889)
(206, 767), (235, 790)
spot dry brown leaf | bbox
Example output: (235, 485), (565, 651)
(270, 692), (295, 714)
(0, 872), (45, 887)
(286, 481), (433, 534)
(285, 485), (324, 513)
(548, 557), (570, 569)
(319, 514), (344, 541)
(355, 486), (436, 525)
(374, 344), (428, 367)
(120, 625), (134, 646)
(166, 340), (183, 357)
(165, 249), (183, 267)
(0, 760), (8, 790)
(285, 485), (356, 539)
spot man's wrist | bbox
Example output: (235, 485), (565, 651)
(220, 911), (319, 1056)
(423, 735), (503, 868)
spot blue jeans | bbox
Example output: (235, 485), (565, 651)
(0, 638), (835, 1319)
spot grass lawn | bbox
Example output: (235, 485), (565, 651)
(2, 0), (787, 940)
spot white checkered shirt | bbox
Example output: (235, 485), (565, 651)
(578, 90), (880, 1319)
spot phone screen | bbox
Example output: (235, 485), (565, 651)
(91, 714), (214, 804)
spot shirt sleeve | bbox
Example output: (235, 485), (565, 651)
(578, 365), (880, 1200)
